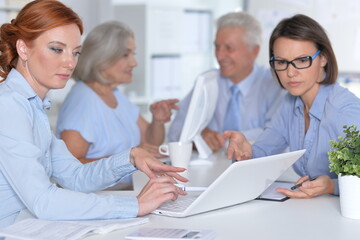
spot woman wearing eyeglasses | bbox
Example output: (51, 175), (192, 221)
(225, 14), (360, 198)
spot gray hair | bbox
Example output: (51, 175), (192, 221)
(216, 11), (262, 48)
(73, 21), (134, 84)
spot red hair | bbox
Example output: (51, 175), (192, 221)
(0, 0), (83, 79)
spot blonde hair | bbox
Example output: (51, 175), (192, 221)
(73, 21), (134, 84)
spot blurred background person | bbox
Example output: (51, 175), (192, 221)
(168, 11), (285, 152)
(57, 21), (179, 164)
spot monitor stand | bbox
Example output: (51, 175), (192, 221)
(193, 134), (213, 159)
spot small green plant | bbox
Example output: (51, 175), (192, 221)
(329, 125), (360, 177)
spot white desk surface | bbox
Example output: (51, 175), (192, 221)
(90, 151), (360, 240)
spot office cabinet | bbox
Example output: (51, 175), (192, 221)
(113, 4), (214, 119)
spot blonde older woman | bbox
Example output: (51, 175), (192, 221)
(57, 21), (178, 164)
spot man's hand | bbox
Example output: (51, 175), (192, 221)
(201, 128), (225, 152)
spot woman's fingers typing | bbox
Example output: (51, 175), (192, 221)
(137, 175), (186, 216)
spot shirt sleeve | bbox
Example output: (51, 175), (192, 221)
(264, 88), (287, 127)
(50, 135), (137, 193)
(0, 135), (138, 220)
(252, 95), (291, 158)
(242, 128), (263, 141)
(0, 94), (139, 221)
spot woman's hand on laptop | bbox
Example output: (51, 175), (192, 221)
(130, 147), (189, 182)
(224, 131), (252, 161)
(136, 175), (187, 216)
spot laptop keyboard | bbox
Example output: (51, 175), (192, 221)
(157, 195), (199, 212)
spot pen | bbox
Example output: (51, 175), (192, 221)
(290, 177), (318, 190)
(175, 184), (207, 192)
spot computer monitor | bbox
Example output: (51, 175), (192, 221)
(179, 71), (218, 159)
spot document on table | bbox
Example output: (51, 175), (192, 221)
(0, 217), (148, 240)
(256, 181), (293, 201)
(126, 227), (216, 240)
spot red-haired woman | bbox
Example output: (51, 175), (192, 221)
(0, 0), (186, 229)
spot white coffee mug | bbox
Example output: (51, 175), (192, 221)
(159, 141), (193, 168)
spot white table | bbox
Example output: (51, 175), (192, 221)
(89, 151), (359, 240)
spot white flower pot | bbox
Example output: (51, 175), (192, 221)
(339, 175), (360, 219)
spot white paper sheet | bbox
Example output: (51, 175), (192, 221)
(0, 218), (148, 240)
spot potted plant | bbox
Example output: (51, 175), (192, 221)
(329, 124), (360, 219)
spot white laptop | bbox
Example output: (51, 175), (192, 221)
(153, 149), (306, 217)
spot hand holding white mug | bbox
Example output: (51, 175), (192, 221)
(158, 141), (193, 168)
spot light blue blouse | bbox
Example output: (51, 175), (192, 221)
(253, 83), (360, 195)
(168, 64), (285, 142)
(56, 82), (141, 159)
(0, 69), (138, 229)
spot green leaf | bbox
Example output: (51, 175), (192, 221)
(328, 125), (360, 177)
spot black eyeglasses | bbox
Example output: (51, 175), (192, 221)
(269, 50), (321, 71)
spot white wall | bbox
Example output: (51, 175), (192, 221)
(112, 0), (243, 19)
(62, 0), (243, 35)
(61, 0), (114, 34)
(246, 0), (360, 73)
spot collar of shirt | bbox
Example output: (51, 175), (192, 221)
(6, 69), (52, 110)
(225, 64), (259, 97)
(294, 84), (333, 121)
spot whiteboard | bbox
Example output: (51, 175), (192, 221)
(246, 0), (360, 73)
